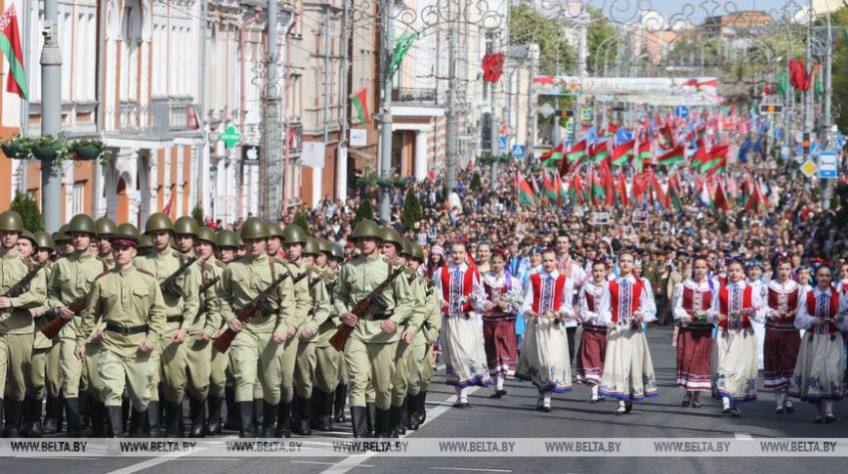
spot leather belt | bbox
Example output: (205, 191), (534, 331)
(105, 323), (149, 336)
(166, 316), (183, 323)
(360, 312), (393, 321)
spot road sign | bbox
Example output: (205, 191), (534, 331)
(581, 108), (592, 121)
(565, 120), (574, 133)
(498, 124), (507, 152)
(819, 151), (838, 179)
(555, 110), (574, 118)
(759, 104), (783, 114)
(674, 106), (689, 119)
(512, 145), (526, 159)
(220, 126), (243, 148)
(800, 160), (817, 178)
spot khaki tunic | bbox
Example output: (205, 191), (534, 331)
(31, 262), (62, 400)
(277, 258), (312, 404)
(391, 270), (428, 406)
(293, 268), (332, 398)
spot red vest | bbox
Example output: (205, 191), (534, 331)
(718, 284), (752, 329)
(529, 273), (567, 314)
(609, 278), (644, 323)
(806, 288), (840, 334)
(767, 284), (799, 319)
(682, 285), (712, 316)
(440, 267), (475, 313)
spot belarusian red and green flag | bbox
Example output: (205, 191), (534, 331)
(517, 172), (539, 208)
(636, 141), (651, 170)
(542, 172), (564, 206)
(566, 140), (587, 162)
(350, 86), (370, 123)
(0, 5), (28, 100)
(611, 140), (635, 166)
(700, 145), (728, 175)
(588, 141), (609, 163)
(540, 143), (564, 167)
(658, 144), (685, 169)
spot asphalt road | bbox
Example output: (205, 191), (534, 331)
(0, 325), (844, 474)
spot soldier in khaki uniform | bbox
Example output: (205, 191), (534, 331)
(17, 230), (36, 258)
(54, 225), (73, 258)
(326, 244), (349, 425)
(0, 211), (47, 437)
(274, 224), (312, 437)
(134, 213), (201, 436)
(209, 230), (239, 434)
(79, 223), (167, 438)
(45, 214), (109, 437)
(333, 220), (414, 438)
(311, 240), (342, 431)
(404, 243), (440, 430)
(25, 232), (58, 437)
(218, 218), (294, 438)
(291, 237), (331, 436)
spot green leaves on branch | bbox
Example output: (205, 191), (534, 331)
(1, 135), (110, 174)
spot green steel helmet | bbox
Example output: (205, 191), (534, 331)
(145, 213), (174, 234)
(266, 222), (284, 240)
(0, 210), (24, 232)
(95, 217), (118, 238)
(379, 227), (403, 249)
(330, 243), (344, 260)
(197, 227), (217, 245)
(400, 238), (413, 258)
(55, 224), (69, 243)
(215, 230), (239, 249)
(410, 243), (425, 262)
(112, 223), (140, 244)
(173, 216), (200, 237)
(138, 234), (153, 249)
(303, 237), (321, 256)
(317, 238), (333, 255)
(351, 220), (382, 241)
(282, 224), (308, 245)
(20, 230), (37, 246)
(240, 217), (268, 240)
(34, 231), (55, 252)
(66, 214), (97, 235)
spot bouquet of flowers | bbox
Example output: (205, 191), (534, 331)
(690, 310), (709, 324)
(502, 288), (524, 309)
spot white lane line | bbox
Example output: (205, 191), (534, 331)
(429, 468), (512, 473)
(104, 435), (240, 474)
(294, 461), (374, 467)
(319, 387), (479, 474)
(735, 433), (753, 440)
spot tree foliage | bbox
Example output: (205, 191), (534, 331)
(191, 204), (205, 228)
(401, 188), (422, 229)
(354, 199), (374, 223)
(10, 191), (43, 232)
(586, 6), (619, 76)
(509, 3), (576, 75)
(293, 210), (310, 234)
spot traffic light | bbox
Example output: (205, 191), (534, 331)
(555, 110), (574, 118)
(803, 132), (811, 155)
(759, 104), (783, 114)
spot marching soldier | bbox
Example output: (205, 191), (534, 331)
(95, 218), (117, 263)
(78, 223), (167, 438)
(0, 211), (47, 437)
(17, 231), (36, 258)
(210, 230), (239, 434)
(134, 213), (201, 436)
(333, 220), (414, 438)
(405, 244), (440, 429)
(54, 225), (73, 258)
(312, 240), (343, 431)
(137, 235), (153, 257)
(327, 244), (350, 425)
(218, 218), (294, 438)
(46, 214), (108, 437)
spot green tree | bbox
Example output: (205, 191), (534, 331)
(401, 188), (422, 229)
(509, 4), (576, 76)
(10, 191), (43, 232)
(191, 204), (205, 228)
(586, 6), (619, 76)
(292, 210), (310, 233)
(354, 199), (374, 222)
(470, 173), (483, 191)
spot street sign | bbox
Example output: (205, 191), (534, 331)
(759, 104), (783, 114)
(512, 145), (526, 159)
(674, 106), (689, 119)
(220, 126), (243, 148)
(565, 120), (574, 133)
(819, 151), (838, 179)
(581, 108), (592, 121)
(800, 160), (817, 178)
(555, 110), (574, 118)
(350, 129), (367, 147)
(612, 106), (626, 112)
(242, 145), (260, 165)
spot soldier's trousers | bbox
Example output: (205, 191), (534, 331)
(406, 342), (428, 396)
(84, 342), (106, 402)
(31, 340), (62, 400)
(153, 331), (187, 404)
(294, 340), (317, 398)
(0, 333), (34, 401)
(278, 336), (298, 404)
(209, 340), (228, 399)
(390, 340), (412, 406)
(314, 343), (341, 394)
(230, 330), (283, 404)
(184, 334), (211, 401)
(345, 338), (397, 410)
(99, 348), (153, 409)
(422, 344), (436, 391)
(59, 336), (83, 398)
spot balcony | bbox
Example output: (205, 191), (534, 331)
(391, 87), (438, 105)
(152, 97), (200, 134)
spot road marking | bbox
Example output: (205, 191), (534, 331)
(429, 468), (512, 473)
(735, 433), (753, 440)
(319, 387), (479, 474)
(104, 435), (240, 474)
(294, 461), (375, 467)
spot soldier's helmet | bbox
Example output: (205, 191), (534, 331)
(95, 217), (118, 238)
(145, 213), (174, 234)
(173, 216), (200, 237)
(197, 227), (217, 245)
(66, 214), (97, 236)
(240, 217), (268, 240)
(216, 230), (240, 249)
(351, 220), (382, 242)
(0, 210), (23, 233)
(34, 231), (56, 252)
(282, 224), (308, 245)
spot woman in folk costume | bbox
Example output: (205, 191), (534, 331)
(710, 256), (767, 417)
(746, 259), (768, 372)
(598, 249), (658, 415)
(763, 254), (802, 414)
(576, 258), (610, 403)
(673, 255), (715, 409)
(480, 247), (519, 399)
(516, 248), (575, 412)
(434, 242), (490, 408)
(789, 262), (847, 423)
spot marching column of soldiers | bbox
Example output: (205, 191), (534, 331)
(0, 210), (440, 438)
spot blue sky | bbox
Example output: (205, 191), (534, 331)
(585, 0), (808, 24)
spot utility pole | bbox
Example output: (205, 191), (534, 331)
(822, 9), (834, 209)
(40, 0), (62, 232)
(337, 0), (350, 202)
(489, 31), (500, 184)
(262, 0), (282, 219)
(803, 12), (813, 167)
(378, 0), (394, 221)
(525, 44), (538, 165)
(445, 21), (458, 194)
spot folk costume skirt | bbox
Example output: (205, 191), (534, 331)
(598, 325), (658, 401)
(441, 313), (491, 388)
(516, 317), (573, 393)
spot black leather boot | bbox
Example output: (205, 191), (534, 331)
(90, 400), (106, 437)
(262, 402), (278, 438)
(406, 395), (419, 430)
(42, 396), (59, 435)
(106, 406), (124, 438)
(79, 393), (90, 431)
(3, 399), (21, 437)
(205, 397), (222, 436)
(27, 398), (43, 438)
(333, 385), (347, 423)
(418, 391), (428, 424)
(223, 387), (239, 431)
(350, 406), (368, 438)
(253, 399), (264, 435)
(238, 402), (254, 438)
(295, 396), (312, 436)
(64, 398), (81, 437)
(365, 402), (376, 437)
(122, 399), (131, 436)
(375, 408), (390, 439)
(319, 391), (334, 431)
(147, 401), (162, 437)
(188, 397), (205, 438)
(165, 402), (183, 437)
(274, 402), (291, 438)
(129, 408), (146, 438)
(388, 404), (401, 438)
(398, 400), (407, 436)
(309, 394), (321, 429)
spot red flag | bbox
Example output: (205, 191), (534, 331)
(617, 173), (630, 207)
(162, 190), (176, 218)
(0, 5), (28, 99)
(714, 181), (730, 211)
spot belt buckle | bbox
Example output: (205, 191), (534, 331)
(121, 325), (131, 336)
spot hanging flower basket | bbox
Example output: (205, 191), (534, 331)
(375, 177), (394, 189)
(392, 176), (407, 189)
(31, 146), (58, 161)
(1, 142), (22, 159)
(1, 136), (33, 160)
(71, 139), (105, 161)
